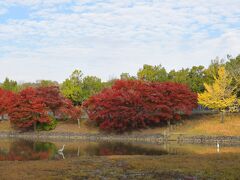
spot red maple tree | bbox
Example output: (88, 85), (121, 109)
(84, 80), (197, 133)
(36, 86), (64, 115)
(0, 88), (15, 118)
(7, 86), (81, 131)
(36, 86), (81, 121)
(7, 88), (50, 131)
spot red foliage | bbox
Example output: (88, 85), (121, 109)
(36, 86), (64, 115)
(55, 98), (82, 121)
(7, 86), (81, 130)
(36, 86), (81, 120)
(8, 88), (50, 129)
(0, 88), (15, 116)
(84, 80), (197, 133)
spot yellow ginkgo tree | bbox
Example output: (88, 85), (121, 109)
(198, 66), (238, 123)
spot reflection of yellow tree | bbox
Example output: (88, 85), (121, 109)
(198, 67), (239, 123)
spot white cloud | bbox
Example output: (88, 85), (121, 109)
(0, 0), (239, 82)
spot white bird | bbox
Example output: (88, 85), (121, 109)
(58, 145), (65, 152)
(58, 151), (65, 159)
(217, 142), (220, 153)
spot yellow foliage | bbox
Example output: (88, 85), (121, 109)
(198, 67), (237, 111)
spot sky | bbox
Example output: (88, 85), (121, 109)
(0, 0), (239, 83)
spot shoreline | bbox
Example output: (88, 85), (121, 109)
(0, 131), (240, 145)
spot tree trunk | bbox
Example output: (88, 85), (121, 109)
(168, 120), (171, 132)
(220, 111), (224, 123)
(77, 119), (81, 128)
(34, 122), (37, 132)
(167, 120), (170, 127)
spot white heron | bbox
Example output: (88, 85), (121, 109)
(58, 151), (65, 159)
(217, 142), (220, 153)
(58, 145), (65, 152)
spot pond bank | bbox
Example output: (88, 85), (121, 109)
(0, 131), (240, 145)
(180, 135), (240, 145)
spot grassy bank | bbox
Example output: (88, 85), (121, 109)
(0, 113), (239, 137)
(0, 153), (239, 179)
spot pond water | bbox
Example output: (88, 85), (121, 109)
(0, 138), (240, 161)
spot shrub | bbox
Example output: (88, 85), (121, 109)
(84, 80), (197, 133)
(37, 116), (58, 131)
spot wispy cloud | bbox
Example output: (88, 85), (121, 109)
(0, 0), (239, 82)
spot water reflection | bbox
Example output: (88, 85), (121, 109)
(0, 140), (57, 161)
(0, 140), (169, 161)
(0, 139), (240, 161)
(85, 142), (168, 156)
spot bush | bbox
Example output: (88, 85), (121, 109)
(84, 80), (197, 133)
(37, 116), (58, 131)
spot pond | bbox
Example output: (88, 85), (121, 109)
(1, 138), (240, 161)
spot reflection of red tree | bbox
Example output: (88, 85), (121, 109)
(99, 148), (112, 156)
(96, 142), (168, 156)
(0, 141), (56, 161)
(0, 152), (50, 161)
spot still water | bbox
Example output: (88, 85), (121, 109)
(0, 139), (240, 161)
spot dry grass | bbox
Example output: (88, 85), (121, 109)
(0, 121), (12, 131)
(173, 113), (240, 136)
(0, 113), (239, 136)
(0, 154), (239, 179)
(133, 113), (240, 136)
(51, 121), (99, 134)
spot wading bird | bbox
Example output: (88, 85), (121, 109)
(58, 145), (65, 152)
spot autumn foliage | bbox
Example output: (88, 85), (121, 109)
(84, 80), (197, 133)
(7, 88), (50, 129)
(6, 86), (81, 131)
(0, 88), (15, 117)
(36, 86), (81, 121)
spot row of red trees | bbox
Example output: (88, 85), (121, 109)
(0, 86), (81, 131)
(84, 80), (198, 133)
(1, 80), (198, 133)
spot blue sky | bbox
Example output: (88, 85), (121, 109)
(0, 0), (240, 82)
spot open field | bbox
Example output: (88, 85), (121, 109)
(0, 113), (239, 136)
(0, 153), (239, 179)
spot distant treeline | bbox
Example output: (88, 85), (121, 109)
(1, 55), (239, 105)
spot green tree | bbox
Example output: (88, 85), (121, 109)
(120, 73), (136, 80)
(137, 64), (168, 82)
(1, 78), (19, 92)
(82, 76), (103, 101)
(61, 70), (83, 105)
(61, 70), (104, 105)
(188, 66), (206, 93)
(36, 80), (58, 87)
(168, 68), (189, 84)
(226, 55), (240, 97)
